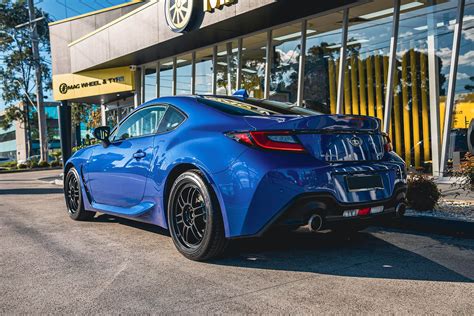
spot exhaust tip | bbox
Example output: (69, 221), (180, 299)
(308, 214), (323, 232)
(396, 202), (406, 217)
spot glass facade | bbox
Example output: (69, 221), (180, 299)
(195, 47), (214, 94)
(139, 0), (473, 175)
(241, 33), (267, 98)
(270, 23), (301, 103)
(176, 54), (193, 95)
(303, 10), (344, 113)
(216, 41), (238, 95)
(143, 67), (157, 102)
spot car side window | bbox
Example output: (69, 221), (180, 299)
(113, 105), (167, 141)
(157, 107), (186, 133)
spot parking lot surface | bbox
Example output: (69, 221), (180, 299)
(1, 170), (473, 314)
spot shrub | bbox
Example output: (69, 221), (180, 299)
(30, 161), (39, 168)
(38, 161), (50, 168)
(0, 161), (17, 168)
(17, 163), (28, 169)
(407, 175), (441, 211)
(50, 160), (62, 167)
(451, 153), (474, 192)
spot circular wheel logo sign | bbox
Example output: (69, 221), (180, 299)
(165, 0), (195, 33)
(59, 83), (68, 94)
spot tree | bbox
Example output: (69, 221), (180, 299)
(0, 102), (25, 130)
(0, 1), (51, 156)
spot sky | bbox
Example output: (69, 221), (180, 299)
(36, 0), (130, 22)
(0, 0), (130, 111)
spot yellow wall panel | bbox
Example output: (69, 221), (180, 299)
(350, 56), (359, 115)
(366, 56), (375, 117)
(374, 55), (384, 123)
(420, 52), (431, 162)
(358, 58), (367, 116)
(328, 59), (337, 114)
(344, 63), (351, 114)
(401, 53), (411, 167)
(410, 50), (421, 168)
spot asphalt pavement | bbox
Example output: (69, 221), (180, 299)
(1, 169), (473, 314)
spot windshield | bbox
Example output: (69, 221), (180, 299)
(197, 96), (321, 116)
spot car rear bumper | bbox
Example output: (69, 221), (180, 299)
(229, 184), (407, 239)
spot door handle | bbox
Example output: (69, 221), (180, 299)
(133, 150), (146, 159)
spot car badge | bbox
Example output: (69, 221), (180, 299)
(349, 136), (362, 147)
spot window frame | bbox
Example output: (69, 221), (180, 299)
(156, 104), (188, 134)
(110, 104), (169, 143)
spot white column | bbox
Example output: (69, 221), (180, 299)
(226, 42), (233, 94)
(156, 61), (160, 98)
(383, 0), (401, 133)
(212, 46), (217, 94)
(336, 8), (349, 114)
(296, 20), (307, 107)
(264, 30), (272, 99)
(427, 5), (441, 177)
(236, 38), (243, 90)
(172, 57), (177, 96)
(440, 0), (465, 176)
(191, 52), (196, 95)
(133, 67), (141, 108)
(100, 104), (106, 126)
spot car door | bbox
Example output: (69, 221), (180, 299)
(86, 105), (167, 208)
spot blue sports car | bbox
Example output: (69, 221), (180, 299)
(64, 92), (407, 261)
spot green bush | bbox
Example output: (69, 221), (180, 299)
(407, 175), (441, 211)
(38, 161), (50, 168)
(451, 153), (474, 191)
(17, 163), (28, 169)
(50, 160), (62, 167)
(0, 161), (17, 168)
(30, 161), (39, 168)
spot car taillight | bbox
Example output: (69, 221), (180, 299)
(226, 131), (306, 152)
(383, 134), (393, 153)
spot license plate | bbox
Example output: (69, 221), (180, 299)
(346, 174), (384, 192)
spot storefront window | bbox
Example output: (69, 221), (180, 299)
(395, 0), (459, 169)
(216, 41), (238, 95)
(160, 59), (174, 97)
(241, 33), (267, 98)
(195, 47), (214, 94)
(144, 66), (157, 102)
(343, 1), (393, 121)
(303, 11), (344, 113)
(450, 0), (474, 169)
(176, 54), (192, 95)
(270, 23), (301, 103)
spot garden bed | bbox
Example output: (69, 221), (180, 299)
(406, 198), (474, 223)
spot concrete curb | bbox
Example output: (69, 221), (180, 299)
(382, 216), (474, 239)
(0, 167), (63, 174)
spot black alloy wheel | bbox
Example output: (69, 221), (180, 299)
(173, 183), (207, 248)
(168, 170), (227, 261)
(64, 167), (96, 221)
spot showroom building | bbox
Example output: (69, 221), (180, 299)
(49, 0), (473, 176)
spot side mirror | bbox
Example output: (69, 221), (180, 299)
(93, 126), (111, 147)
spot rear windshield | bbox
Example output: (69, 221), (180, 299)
(197, 96), (321, 116)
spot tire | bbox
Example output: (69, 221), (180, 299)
(64, 167), (96, 221)
(167, 170), (228, 261)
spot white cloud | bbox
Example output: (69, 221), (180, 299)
(457, 72), (470, 80)
(437, 47), (453, 69)
(458, 50), (474, 67)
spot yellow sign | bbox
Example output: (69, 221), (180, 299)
(53, 66), (134, 101)
(204, 0), (236, 12)
(453, 102), (474, 129)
